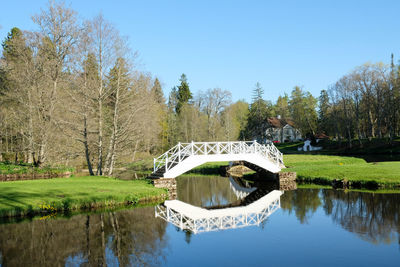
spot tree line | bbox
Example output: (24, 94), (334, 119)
(1, 1), (398, 174)
(0, 2), (164, 175)
(319, 60), (400, 147)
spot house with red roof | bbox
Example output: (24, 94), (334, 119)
(265, 116), (302, 143)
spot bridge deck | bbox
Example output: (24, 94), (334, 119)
(151, 141), (284, 178)
(156, 190), (283, 233)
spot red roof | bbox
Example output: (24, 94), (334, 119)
(267, 117), (296, 128)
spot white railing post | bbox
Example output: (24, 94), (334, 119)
(153, 158), (156, 172)
(178, 142), (181, 162)
(166, 155), (169, 171)
(217, 142), (220, 154)
(191, 141), (194, 155)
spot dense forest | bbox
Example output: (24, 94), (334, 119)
(1, 2), (399, 174)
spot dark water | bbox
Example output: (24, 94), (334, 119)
(354, 154), (400, 162)
(1, 176), (400, 267)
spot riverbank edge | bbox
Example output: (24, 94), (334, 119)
(242, 170), (400, 190)
(293, 174), (400, 190)
(0, 176), (169, 219)
(189, 159), (400, 190)
(1, 201), (164, 226)
(185, 160), (400, 190)
(0, 171), (72, 182)
(0, 193), (168, 219)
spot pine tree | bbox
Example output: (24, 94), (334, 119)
(1, 27), (30, 95)
(167, 87), (179, 146)
(252, 82), (265, 119)
(2, 27), (24, 59)
(244, 82), (270, 141)
(151, 77), (165, 104)
(176, 74), (192, 114)
(318, 90), (330, 134)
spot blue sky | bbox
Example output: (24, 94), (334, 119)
(1, 0), (399, 103)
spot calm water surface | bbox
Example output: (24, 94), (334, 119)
(0, 176), (399, 266)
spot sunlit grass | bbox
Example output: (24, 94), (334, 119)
(0, 176), (167, 218)
(0, 162), (74, 174)
(283, 154), (400, 188)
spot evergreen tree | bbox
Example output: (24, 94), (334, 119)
(244, 82), (270, 141)
(84, 53), (100, 88)
(318, 89), (331, 134)
(151, 77), (165, 104)
(251, 82), (265, 119)
(1, 27), (30, 95)
(289, 86), (318, 135)
(2, 27), (24, 60)
(176, 74), (192, 114)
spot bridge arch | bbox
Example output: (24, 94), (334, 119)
(155, 189), (283, 233)
(151, 141), (284, 179)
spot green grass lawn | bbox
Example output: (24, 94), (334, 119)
(0, 161), (74, 174)
(283, 154), (400, 188)
(0, 176), (167, 218)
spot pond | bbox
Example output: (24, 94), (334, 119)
(0, 176), (399, 266)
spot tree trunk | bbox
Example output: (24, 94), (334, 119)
(97, 96), (103, 176)
(0, 133), (2, 162)
(100, 214), (106, 266)
(132, 140), (139, 162)
(346, 125), (352, 148)
(368, 110), (375, 138)
(84, 116), (94, 176)
(86, 215), (91, 264)
(27, 90), (34, 163)
(105, 67), (121, 176)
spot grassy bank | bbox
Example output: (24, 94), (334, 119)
(0, 162), (74, 176)
(283, 154), (400, 188)
(0, 176), (167, 218)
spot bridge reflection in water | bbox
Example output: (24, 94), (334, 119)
(155, 176), (283, 234)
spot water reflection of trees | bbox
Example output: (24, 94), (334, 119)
(0, 207), (167, 266)
(281, 189), (400, 246)
(177, 176), (239, 207)
(280, 189), (321, 223)
(321, 190), (400, 245)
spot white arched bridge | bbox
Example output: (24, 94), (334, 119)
(151, 141), (284, 179)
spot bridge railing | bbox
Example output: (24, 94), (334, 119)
(153, 141), (283, 174)
(155, 190), (283, 233)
